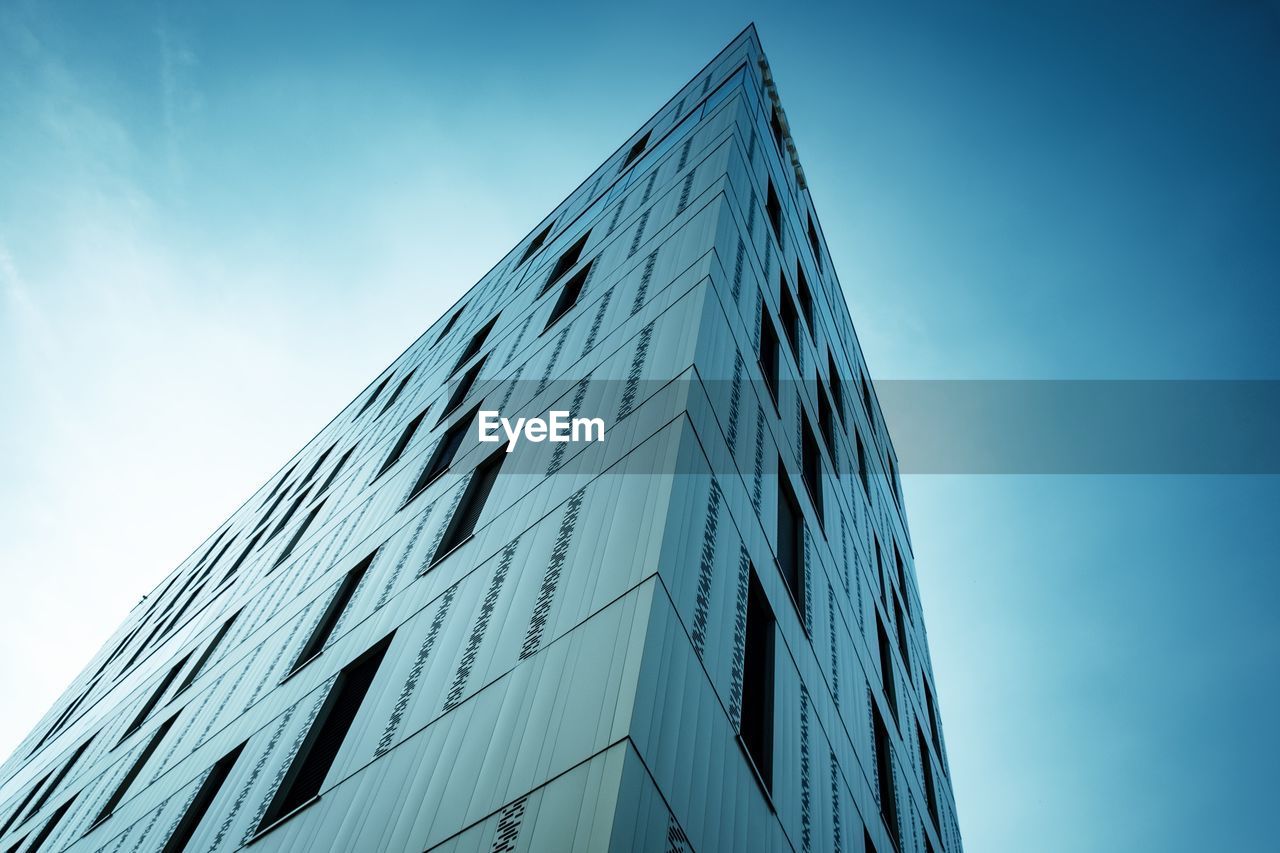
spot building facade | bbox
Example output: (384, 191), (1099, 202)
(0, 27), (961, 853)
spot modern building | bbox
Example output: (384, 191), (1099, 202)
(0, 26), (961, 853)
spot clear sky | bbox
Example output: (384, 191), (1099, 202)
(2, 2), (1277, 850)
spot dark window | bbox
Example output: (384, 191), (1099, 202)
(760, 308), (780, 405)
(0, 772), (49, 837)
(862, 372), (874, 420)
(92, 716), (177, 827)
(22, 735), (93, 824)
(887, 454), (901, 505)
(621, 131), (651, 171)
(828, 352), (845, 425)
(818, 388), (837, 475)
(872, 706), (899, 847)
(315, 447), (354, 497)
(434, 306), (464, 346)
(377, 410), (428, 478)
(442, 356), (485, 418)
(924, 680), (943, 757)
(355, 375), (392, 418)
(256, 635), (393, 833)
(410, 409), (476, 503)
(770, 106), (785, 154)
(544, 259), (592, 331)
(877, 616), (898, 724)
(766, 181), (782, 241)
(176, 610), (240, 695)
(894, 597), (911, 674)
(119, 653), (190, 744)
(894, 543), (911, 621)
(796, 264), (814, 331)
(779, 280), (800, 358)
(378, 370), (416, 417)
(856, 431), (870, 497)
(430, 449), (506, 566)
(808, 214), (822, 263)
(297, 445), (335, 490)
(518, 222), (554, 265)
(161, 742), (245, 853)
(801, 415), (824, 521)
(864, 827), (878, 853)
(776, 468), (805, 620)
(254, 485), (293, 535)
(25, 794), (74, 853)
(264, 488), (312, 545)
(272, 499), (325, 570)
(220, 529), (264, 586)
(543, 232), (590, 295)
(451, 316), (498, 376)
(289, 553), (373, 674)
(919, 726), (940, 830)
(739, 567), (775, 792)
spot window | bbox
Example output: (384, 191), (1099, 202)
(451, 315), (498, 376)
(355, 375), (392, 418)
(872, 705), (899, 848)
(315, 447), (354, 497)
(828, 352), (845, 425)
(862, 372), (873, 420)
(766, 181), (782, 242)
(430, 448), (506, 566)
(92, 715), (177, 827)
(796, 264), (814, 331)
(256, 635), (393, 834)
(864, 828), (878, 853)
(175, 610), (240, 695)
(0, 772), (49, 838)
(808, 214), (822, 264)
(264, 488), (312, 545)
(220, 529), (263, 586)
(272, 499), (325, 570)
(801, 415), (824, 520)
(877, 615), (898, 724)
(542, 231), (590, 295)
(518, 222), (554, 265)
(770, 106), (785, 154)
(544, 259), (592, 331)
(442, 356), (486, 418)
(760, 308), (780, 405)
(434, 306), (464, 345)
(119, 653), (190, 744)
(620, 131), (651, 171)
(918, 726), (940, 831)
(295, 442), (333, 497)
(739, 567), (775, 792)
(161, 742), (245, 853)
(776, 468), (805, 619)
(779, 279), (799, 358)
(25, 794), (75, 852)
(894, 596), (911, 674)
(924, 680), (943, 757)
(377, 370), (416, 417)
(409, 409), (476, 503)
(22, 735), (93, 825)
(818, 388), (837, 475)
(856, 430), (870, 497)
(288, 553), (373, 674)
(894, 543), (911, 622)
(377, 409), (428, 478)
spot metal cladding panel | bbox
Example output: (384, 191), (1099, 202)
(0, 25), (961, 853)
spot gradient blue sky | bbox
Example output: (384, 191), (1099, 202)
(2, 2), (1277, 850)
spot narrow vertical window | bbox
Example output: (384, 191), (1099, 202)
(808, 214), (822, 264)
(776, 468), (806, 619)
(220, 529), (263, 586)
(175, 610), (240, 695)
(160, 742), (245, 853)
(760, 308), (780, 405)
(355, 375), (392, 418)
(739, 567), (775, 792)
(377, 409), (428, 478)
(434, 305), (465, 346)
(377, 369), (416, 417)
(410, 408), (477, 502)
(766, 180), (782, 241)
(894, 596), (911, 674)
(118, 653), (190, 744)
(801, 414), (824, 521)
(430, 449), (506, 566)
(796, 264), (814, 331)
(877, 616), (898, 724)
(543, 231), (590, 294)
(862, 372), (874, 420)
(894, 543), (910, 621)
(818, 388), (837, 475)
(544, 259), (592, 331)
(518, 222), (554, 265)
(770, 106), (785, 154)
(92, 715), (177, 827)
(856, 430), (870, 497)
(451, 315), (499, 376)
(264, 487), (312, 545)
(0, 773), (50, 838)
(256, 635), (393, 833)
(272, 499), (325, 570)
(918, 726), (940, 831)
(779, 280), (800, 358)
(22, 735), (93, 824)
(827, 352), (845, 425)
(872, 705), (899, 847)
(620, 131), (651, 171)
(300, 444), (336, 491)
(289, 553), (373, 674)
(315, 446), (354, 497)
(924, 680), (943, 757)
(442, 356), (486, 417)
(25, 794), (75, 853)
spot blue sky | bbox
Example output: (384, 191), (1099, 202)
(1, 2), (1277, 850)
